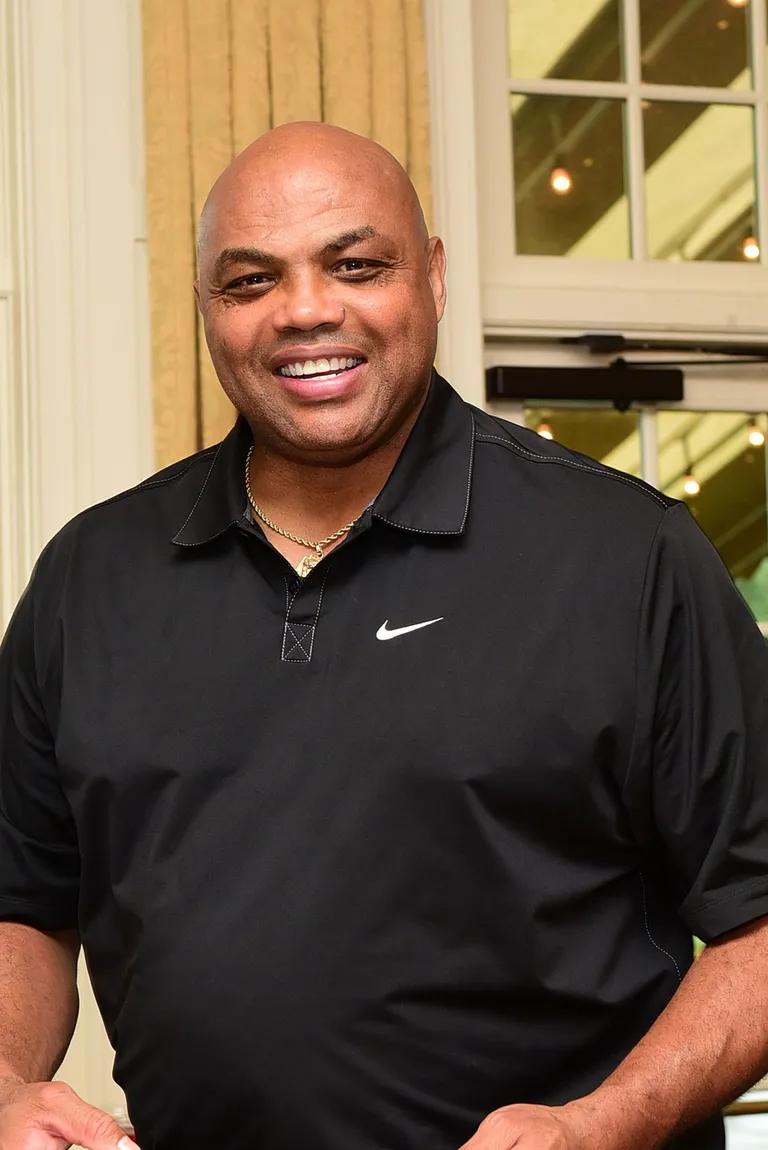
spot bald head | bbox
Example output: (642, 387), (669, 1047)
(193, 119), (446, 466)
(198, 122), (428, 267)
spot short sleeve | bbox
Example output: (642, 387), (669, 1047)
(0, 569), (80, 929)
(625, 502), (768, 943)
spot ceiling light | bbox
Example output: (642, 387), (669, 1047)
(683, 473), (701, 497)
(727, 0), (749, 7)
(537, 422), (554, 440)
(748, 422), (765, 447)
(743, 236), (760, 261)
(550, 167), (573, 195)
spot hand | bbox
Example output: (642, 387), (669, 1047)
(459, 1102), (596, 1150)
(0, 1080), (140, 1150)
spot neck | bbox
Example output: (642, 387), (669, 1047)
(247, 416), (419, 543)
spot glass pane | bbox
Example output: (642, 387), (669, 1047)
(508, 0), (622, 81)
(512, 95), (630, 258)
(657, 411), (768, 621)
(524, 407), (641, 476)
(640, 0), (750, 88)
(643, 102), (756, 261)
(726, 1110), (768, 1149)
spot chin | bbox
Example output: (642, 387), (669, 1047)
(286, 435), (376, 463)
(282, 411), (384, 453)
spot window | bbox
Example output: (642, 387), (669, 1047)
(518, 396), (768, 631)
(474, 0), (768, 335)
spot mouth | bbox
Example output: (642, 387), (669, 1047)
(275, 355), (366, 382)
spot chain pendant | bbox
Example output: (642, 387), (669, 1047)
(297, 549), (323, 579)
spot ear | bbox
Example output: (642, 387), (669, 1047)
(193, 281), (202, 312)
(426, 237), (447, 322)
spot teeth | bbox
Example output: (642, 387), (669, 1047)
(278, 356), (363, 377)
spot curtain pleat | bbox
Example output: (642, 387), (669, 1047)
(231, 1), (272, 153)
(187, 0), (238, 447)
(143, 0), (434, 467)
(269, 0), (322, 124)
(370, 0), (408, 168)
(403, 0), (433, 230)
(142, 0), (198, 467)
(321, 0), (372, 137)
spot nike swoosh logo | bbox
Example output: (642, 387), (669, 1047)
(376, 618), (444, 641)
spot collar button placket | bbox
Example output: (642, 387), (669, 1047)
(280, 571), (329, 664)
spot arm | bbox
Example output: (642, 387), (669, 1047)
(464, 510), (768, 1149)
(573, 914), (768, 1144)
(0, 567), (138, 1146)
(0, 923), (79, 1095)
(0, 922), (138, 1149)
(462, 914), (768, 1149)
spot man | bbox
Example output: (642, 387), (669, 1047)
(0, 122), (767, 1150)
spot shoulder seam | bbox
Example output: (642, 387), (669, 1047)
(475, 430), (668, 509)
(77, 447), (218, 517)
(171, 441), (224, 540)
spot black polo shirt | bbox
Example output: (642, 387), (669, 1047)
(1, 373), (767, 1150)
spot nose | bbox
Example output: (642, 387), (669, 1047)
(273, 270), (345, 332)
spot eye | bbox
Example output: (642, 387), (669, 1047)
(227, 273), (274, 291)
(335, 258), (385, 278)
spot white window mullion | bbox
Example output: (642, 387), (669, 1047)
(637, 84), (757, 107)
(750, 0), (768, 262)
(508, 75), (758, 108)
(508, 77), (628, 99)
(639, 407), (659, 488)
(623, 0), (647, 261)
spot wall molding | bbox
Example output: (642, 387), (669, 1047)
(0, 0), (36, 627)
(1, 0), (152, 1116)
(423, 0), (485, 407)
(1, 0), (152, 629)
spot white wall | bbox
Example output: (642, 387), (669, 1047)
(1, 0), (153, 1120)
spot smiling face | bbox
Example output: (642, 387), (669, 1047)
(195, 124), (447, 465)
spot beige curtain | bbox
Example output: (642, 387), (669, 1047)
(142, 0), (433, 469)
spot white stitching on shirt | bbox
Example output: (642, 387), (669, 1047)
(475, 431), (668, 509)
(172, 441), (224, 540)
(282, 622), (315, 661)
(312, 567), (330, 628)
(460, 413), (476, 530)
(281, 567), (331, 662)
(374, 411), (476, 536)
(373, 516), (461, 536)
(639, 872), (682, 983)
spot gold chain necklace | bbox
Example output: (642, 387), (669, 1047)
(244, 446), (356, 578)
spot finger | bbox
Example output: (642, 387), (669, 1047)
(458, 1110), (523, 1149)
(35, 1083), (140, 1150)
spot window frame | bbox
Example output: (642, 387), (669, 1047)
(484, 340), (768, 632)
(473, 0), (768, 337)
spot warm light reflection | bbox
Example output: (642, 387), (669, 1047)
(683, 474), (701, 496)
(743, 237), (760, 260)
(550, 167), (573, 195)
(749, 423), (766, 447)
(537, 423), (554, 439)
(726, 0), (748, 8)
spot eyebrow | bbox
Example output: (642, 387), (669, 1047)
(211, 226), (389, 278)
(320, 226), (381, 253)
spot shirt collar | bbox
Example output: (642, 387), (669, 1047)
(171, 371), (475, 546)
(370, 371), (475, 535)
